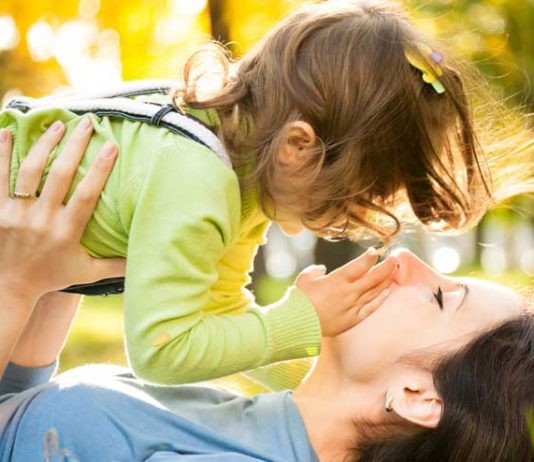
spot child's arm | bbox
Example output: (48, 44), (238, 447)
(124, 143), (322, 385)
(124, 142), (396, 386)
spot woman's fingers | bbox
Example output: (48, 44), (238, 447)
(40, 118), (93, 205)
(15, 121), (65, 196)
(0, 129), (13, 200)
(65, 141), (118, 236)
(0, 120), (119, 295)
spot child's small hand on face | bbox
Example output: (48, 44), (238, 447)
(295, 249), (397, 337)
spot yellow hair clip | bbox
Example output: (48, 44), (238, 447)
(404, 43), (445, 95)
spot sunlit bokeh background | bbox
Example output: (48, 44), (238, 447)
(1, 0), (533, 371)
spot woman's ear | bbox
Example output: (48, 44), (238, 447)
(388, 369), (442, 429)
(278, 121), (316, 168)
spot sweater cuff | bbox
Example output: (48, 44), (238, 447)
(262, 286), (321, 365)
(0, 360), (58, 396)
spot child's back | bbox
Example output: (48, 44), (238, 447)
(3, 93), (229, 257)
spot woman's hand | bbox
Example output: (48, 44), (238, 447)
(0, 120), (125, 305)
(0, 119), (124, 376)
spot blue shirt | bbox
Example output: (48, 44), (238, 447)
(0, 363), (318, 462)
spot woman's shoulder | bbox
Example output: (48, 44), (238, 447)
(30, 365), (247, 419)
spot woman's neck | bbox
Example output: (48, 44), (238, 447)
(293, 346), (383, 461)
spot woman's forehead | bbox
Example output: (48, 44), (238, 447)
(459, 277), (522, 317)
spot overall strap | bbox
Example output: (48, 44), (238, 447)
(5, 81), (234, 296)
(6, 82), (231, 169)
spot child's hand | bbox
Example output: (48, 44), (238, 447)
(295, 249), (397, 336)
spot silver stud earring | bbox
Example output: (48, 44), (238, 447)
(384, 392), (394, 413)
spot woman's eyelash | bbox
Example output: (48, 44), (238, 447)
(433, 286), (444, 310)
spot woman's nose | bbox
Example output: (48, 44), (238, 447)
(390, 248), (439, 287)
(391, 249), (418, 286)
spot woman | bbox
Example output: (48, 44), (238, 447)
(0, 128), (533, 462)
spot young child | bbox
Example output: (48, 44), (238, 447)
(0, 0), (514, 388)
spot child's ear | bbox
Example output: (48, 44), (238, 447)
(278, 121), (316, 168)
(388, 369), (442, 429)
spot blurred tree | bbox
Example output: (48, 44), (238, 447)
(408, 0), (534, 110)
(208, 0), (231, 49)
(1, 0), (532, 104)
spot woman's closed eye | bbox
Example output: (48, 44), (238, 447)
(432, 283), (470, 311)
(433, 286), (444, 310)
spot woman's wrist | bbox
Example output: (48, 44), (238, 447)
(0, 287), (38, 310)
(0, 284), (41, 311)
(0, 291), (38, 377)
(9, 292), (80, 368)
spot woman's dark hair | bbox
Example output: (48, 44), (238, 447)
(355, 315), (534, 461)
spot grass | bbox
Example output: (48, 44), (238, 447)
(60, 294), (126, 372)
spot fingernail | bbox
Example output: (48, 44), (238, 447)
(100, 142), (117, 159)
(49, 121), (64, 133)
(80, 117), (92, 130)
(0, 129), (7, 143)
(366, 247), (378, 256)
(380, 289), (390, 298)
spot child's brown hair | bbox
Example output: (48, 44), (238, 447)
(174, 0), (534, 241)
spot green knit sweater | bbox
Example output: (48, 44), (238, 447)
(0, 93), (320, 391)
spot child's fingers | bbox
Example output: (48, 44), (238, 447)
(297, 264), (327, 283)
(332, 288), (391, 335)
(65, 141), (117, 234)
(334, 248), (379, 282)
(352, 256), (397, 294)
(0, 129), (13, 200)
(354, 288), (391, 322)
(15, 121), (65, 196)
(353, 274), (394, 308)
(40, 118), (93, 205)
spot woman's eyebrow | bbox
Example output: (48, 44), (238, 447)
(456, 283), (470, 311)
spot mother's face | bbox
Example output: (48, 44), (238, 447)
(333, 249), (522, 381)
